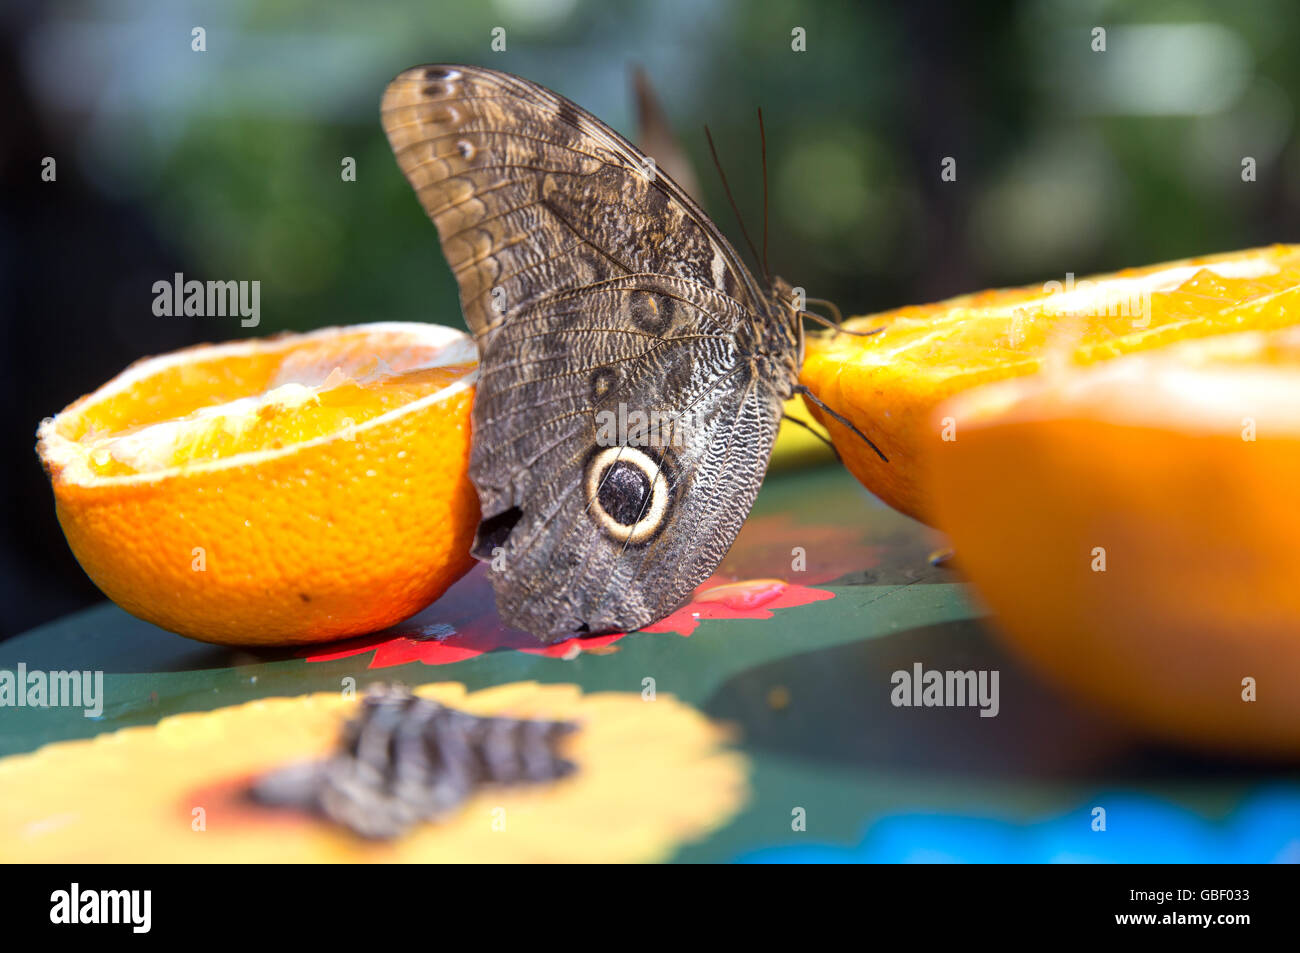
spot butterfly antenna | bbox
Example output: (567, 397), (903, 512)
(799, 311), (884, 338)
(805, 296), (844, 325)
(800, 295), (884, 337)
(704, 124), (764, 277)
(758, 107), (771, 284)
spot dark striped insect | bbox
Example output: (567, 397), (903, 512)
(250, 684), (579, 839)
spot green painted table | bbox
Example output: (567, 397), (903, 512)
(4, 465), (1298, 862)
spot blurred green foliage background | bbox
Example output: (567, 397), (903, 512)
(21, 0), (1300, 334)
(3, 0), (1299, 634)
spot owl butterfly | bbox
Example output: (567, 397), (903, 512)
(382, 65), (880, 641)
(251, 684), (577, 839)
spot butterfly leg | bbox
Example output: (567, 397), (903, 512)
(792, 384), (889, 463)
(780, 412), (842, 463)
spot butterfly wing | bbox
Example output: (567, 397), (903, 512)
(382, 65), (795, 639)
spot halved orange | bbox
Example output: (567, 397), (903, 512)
(36, 323), (480, 646)
(928, 327), (1300, 755)
(801, 244), (1300, 523)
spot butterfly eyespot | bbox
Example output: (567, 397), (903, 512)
(455, 139), (477, 160)
(422, 82), (456, 98)
(429, 105), (461, 126)
(423, 67), (461, 81)
(585, 447), (669, 545)
(628, 291), (673, 334)
(590, 366), (621, 401)
(598, 463), (649, 524)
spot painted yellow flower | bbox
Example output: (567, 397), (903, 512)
(0, 682), (747, 863)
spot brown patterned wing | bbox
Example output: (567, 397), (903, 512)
(381, 65), (764, 340)
(381, 65), (793, 640)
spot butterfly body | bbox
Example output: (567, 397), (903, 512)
(383, 65), (801, 640)
(251, 684), (577, 839)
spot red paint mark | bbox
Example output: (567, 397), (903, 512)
(308, 637), (483, 668)
(519, 632), (625, 659)
(302, 567), (835, 669)
(302, 506), (875, 670)
(642, 580), (834, 636)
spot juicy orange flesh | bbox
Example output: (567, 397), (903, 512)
(953, 327), (1300, 431)
(829, 247), (1300, 379)
(62, 338), (474, 477)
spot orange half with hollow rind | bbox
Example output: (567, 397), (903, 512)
(36, 322), (480, 646)
(801, 244), (1300, 523)
(928, 326), (1300, 755)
